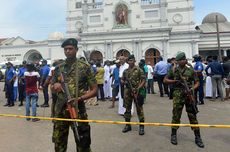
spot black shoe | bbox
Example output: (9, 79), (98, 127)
(41, 104), (49, 107)
(18, 103), (23, 106)
(171, 135), (177, 145)
(32, 118), (40, 122)
(8, 103), (14, 107)
(195, 137), (204, 148)
(26, 118), (31, 121)
(36, 104), (39, 107)
(139, 125), (145, 135)
(4, 103), (9, 107)
(171, 128), (177, 145)
(122, 125), (131, 133)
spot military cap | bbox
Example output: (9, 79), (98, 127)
(175, 52), (186, 61)
(61, 38), (78, 48)
(127, 54), (135, 60)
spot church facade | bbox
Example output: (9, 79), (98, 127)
(0, 0), (229, 66)
(67, 0), (199, 65)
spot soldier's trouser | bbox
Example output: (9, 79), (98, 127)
(53, 120), (91, 152)
(171, 90), (199, 130)
(124, 90), (145, 122)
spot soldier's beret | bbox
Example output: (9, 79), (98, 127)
(61, 38), (78, 48)
(175, 52), (186, 61)
(128, 54), (135, 60)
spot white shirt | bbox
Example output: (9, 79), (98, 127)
(104, 65), (111, 81)
(147, 65), (153, 79)
(119, 62), (129, 78)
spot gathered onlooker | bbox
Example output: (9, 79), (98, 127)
(193, 55), (204, 105)
(104, 60), (111, 99)
(24, 63), (40, 122)
(109, 60), (120, 108)
(168, 57), (176, 99)
(39, 60), (50, 107)
(154, 56), (169, 97)
(18, 61), (27, 106)
(222, 56), (230, 100)
(13, 66), (19, 103)
(146, 61), (154, 94)
(95, 62), (105, 101)
(205, 56), (224, 101)
(205, 57), (213, 98)
(4, 62), (16, 107)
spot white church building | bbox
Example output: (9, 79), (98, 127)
(0, 0), (229, 66)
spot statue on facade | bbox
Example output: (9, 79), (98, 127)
(116, 4), (128, 25)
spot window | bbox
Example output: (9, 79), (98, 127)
(89, 15), (101, 23)
(141, 0), (160, 5)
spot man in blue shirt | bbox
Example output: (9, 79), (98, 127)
(18, 61), (27, 106)
(154, 56), (169, 97)
(39, 60), (50, 107)
(4, 62), (16, 107)
(193, 55), (204, 105)
(109, 60), (120, 108)
(205, 56), (224, 101)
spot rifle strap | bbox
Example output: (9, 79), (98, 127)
(75, 60), (79, 116)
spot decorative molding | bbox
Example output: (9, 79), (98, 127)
(167, 7), (194, 13)
(141, 4), (160, 9)
(66, 16), (82, 21)
(88, 8), (103, 14)
(172, 14), (183, 24)
(88, 24), (104, 28)
(141, 19), (161, 24)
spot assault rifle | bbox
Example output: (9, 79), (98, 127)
(177, 68), (199, 114)
(125, 77), (144, 107)
(60, 71), (80, 143)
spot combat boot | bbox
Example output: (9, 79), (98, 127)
(122, 118), (131, 133)
(122, 125), (131, 133)
(194, 130), (204, 148)
(171, 128), (177, 145)
(139, 125), (145, 135)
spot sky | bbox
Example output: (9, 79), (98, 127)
(0, 0), (229, 41)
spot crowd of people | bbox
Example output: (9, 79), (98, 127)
(2, 37), (230, 151)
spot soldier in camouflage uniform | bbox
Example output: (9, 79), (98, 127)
(121, 55), (146, 135)
(51, 38), (97, 152)
(164, 52), (204, 148)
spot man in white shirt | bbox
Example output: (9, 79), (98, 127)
(146, 62), (154, 94)
(103, 60), (112, 99)
(118, 56), (129, 115)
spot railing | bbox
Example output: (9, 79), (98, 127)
(141, 0), (160, 5)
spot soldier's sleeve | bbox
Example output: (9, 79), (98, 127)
(86, 65), (97, 87)
(139, 68), (146, 80)
(50, 68), (59, 84)
(167, 69), (174, 79)
(191, 69), (199, 82)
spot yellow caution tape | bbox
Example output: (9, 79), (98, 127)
(0, 114), (230, 128)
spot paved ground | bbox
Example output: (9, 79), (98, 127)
(0, 82), (230, 152)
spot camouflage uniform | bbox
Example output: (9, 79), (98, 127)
(167, 66), (199, 130)
(51, 59), (96, 152)
(123, 66), (145, 122)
